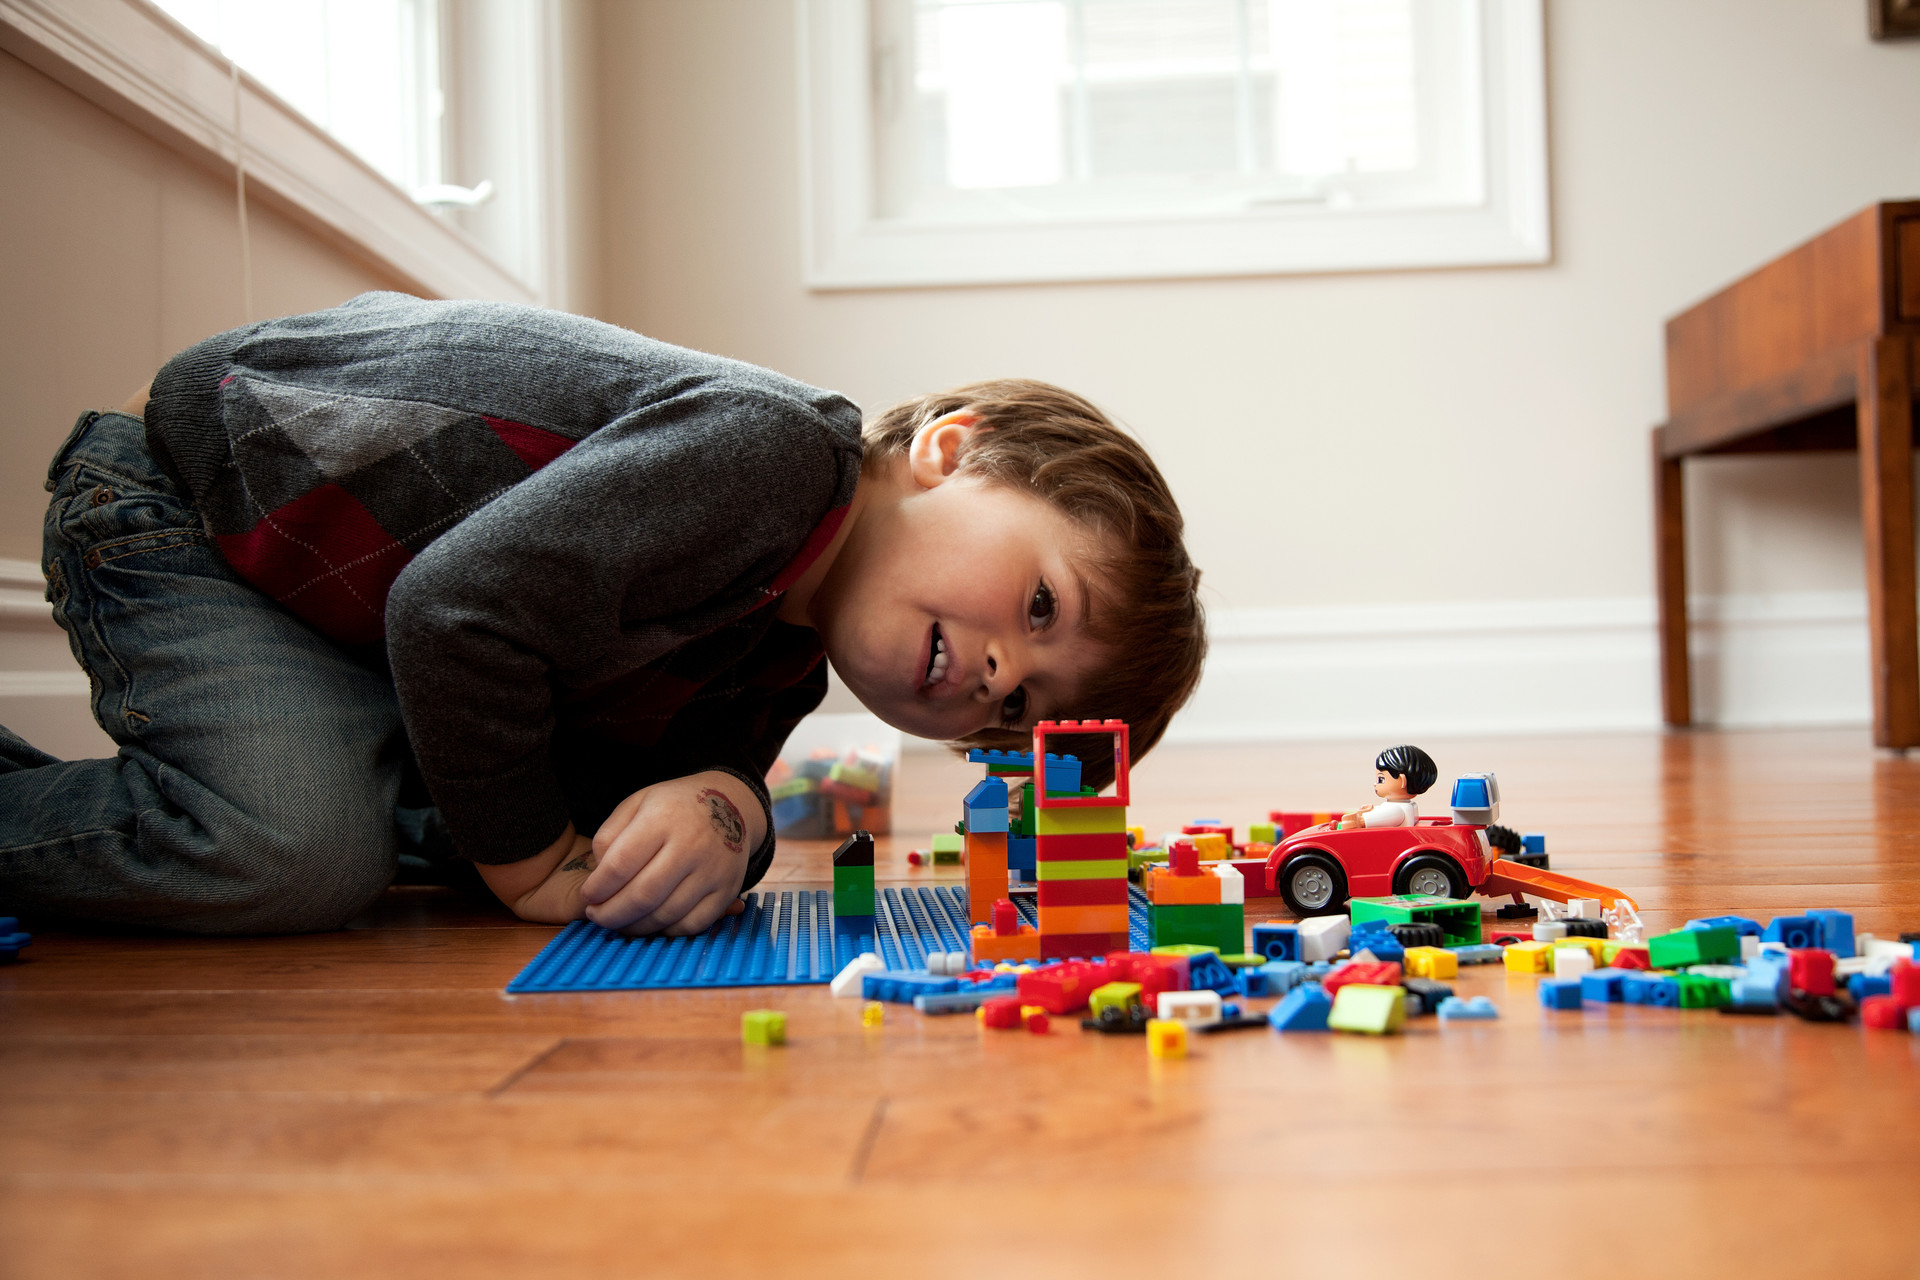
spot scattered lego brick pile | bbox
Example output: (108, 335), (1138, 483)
(768, 746), (893, 839)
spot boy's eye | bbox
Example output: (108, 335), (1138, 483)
(1001, 686), (1029, 728)
(1028, 583), (1056, 630)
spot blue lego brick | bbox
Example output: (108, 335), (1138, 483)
(965, 749), (1082, 793)
(1450, 943), (1505, 965)
(864, 970), (961, 1003)
(1349, 934), (1404, 964)
(1007, 835), (1037, 873)
(506, 886), (978, 992)
(1302, 960), (1335, 980)
(1268, 983), (1332, 1031)
(1436, 995), (1499, 1022)
(1726, 978), (1781, 1012)
(1806, 909), (1855, 958)
(1849, 973), (1893, 1002)
(914, 973), (1018, 1013)
(1186, 950), (1239, 996)
(1251, 923), (1299, 962)
(0, 917), (28, 962)
(1685, 915), (1762, 937)
(1762, 915), (1819, 949)
(1539, 978), (1584, 1010)
(963, 777), (1010, 834)
(1580, 968), (1631, 1003)
(1241, 960), (1308, 997)
(1620, 972), (1680, 1007)
(1521, 833), (1546, 855)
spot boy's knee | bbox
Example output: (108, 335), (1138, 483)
(183, 809), (398, 935)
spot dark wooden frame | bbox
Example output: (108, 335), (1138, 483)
(1654, 201), (1920, 748)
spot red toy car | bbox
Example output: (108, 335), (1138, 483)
(1264, 816), (1491, 915)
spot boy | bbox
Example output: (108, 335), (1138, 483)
(0, 293), (1204, 937)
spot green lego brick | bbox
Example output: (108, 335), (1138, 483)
(1675, 973), (1731, 1008)
(1326, 983), (1406, 1035)
(1149, 902), (1245, 955)
(833, 885), (875, 917)
(1649, 925), (1739, 969)
(1348, 894), (1482, 946)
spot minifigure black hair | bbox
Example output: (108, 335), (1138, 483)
(1375, 744), (1437, 796)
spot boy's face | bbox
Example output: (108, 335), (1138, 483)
(1374, 770), (1412, 802)
(808, 430), (1114, 741)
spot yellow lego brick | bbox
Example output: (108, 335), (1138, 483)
(1036, 903), (1129, 935)
(1035, 805), (1129, 836)
(1144, 866), (1222, 905)
(1146, 1018), (1187, 1059)
(1555, 936), (1606, 963)
(1191, 833), (1229, 859)
(1033, 857), (1130, 882)
(1403, 945), (1458, 979)
(861, 1001), (884, 1028)
(1503, 940), (1552, 973)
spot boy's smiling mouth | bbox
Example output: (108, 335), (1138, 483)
(921, 622), (952, 691)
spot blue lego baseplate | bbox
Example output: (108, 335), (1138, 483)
(506, 882), (1155, 992)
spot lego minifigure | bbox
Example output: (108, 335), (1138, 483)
(1337, 744), (1437, 831)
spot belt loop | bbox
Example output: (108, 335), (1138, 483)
(46, 411), (103, 492)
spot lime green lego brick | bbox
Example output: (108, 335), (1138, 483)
(1033, 858), (1129, 882)
(1128, 848), (1171, 870)
(770, 777), (816, 800)
(1034, 806), (1129, 836)
(1089, 981), (1142, 1018)
(1348, 894), (1481, 945)
(1149, 902), (1245, 954)
(1220, 953), (1265, 968)
(1649, 926), (1739, 968)
(1151, 943), (1220, 957)
(1327, 984), (1406, 1035)
(931, 833), (964, 853)
(741, 1010), (787, 1046)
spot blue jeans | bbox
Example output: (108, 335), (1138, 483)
(0, 411), (407, 933)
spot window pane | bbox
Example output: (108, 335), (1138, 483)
(153, 0), (439, 192)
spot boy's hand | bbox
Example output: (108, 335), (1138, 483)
(579, 771), (764, 936)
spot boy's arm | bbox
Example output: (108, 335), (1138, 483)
(474, 823), (597, 923)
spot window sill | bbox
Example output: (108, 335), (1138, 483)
(0, 0), (536, 303)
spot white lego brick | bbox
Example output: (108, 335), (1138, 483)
(1740, 934), (1760, 961)
(1567, 898), (1601, 919)
(1156, 989), (1223, 1025)
(1296, 915), (1350, 962)
(1533, 920), (1569, 943)
(1550, 946), (1595, 977)
(1211, 863), (1245, 905)
(830, 952), (885, 998)
(1862, 935), (1910, 961)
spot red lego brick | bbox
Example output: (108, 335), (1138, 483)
(1038, 931), (1130, 961)
(980, 996), (1023, 1029)
(991, 898), (1020, 936)
(1033, 719), (1130, 807)
(1891, 958), (1919, 1010)
(1169, 839), (1201, 876)
(1322, 960), (1404, 996)
(1037, 878), (1129, 907)
(1612, 946), (1652, 970)
(1033, 831), (1129, 861)
(1789, 948), (1836, 997)
(1017, 960), (1104, 1014)
(1024, 1009), (1051, 1034)
(1860, 995), (1904, 1029)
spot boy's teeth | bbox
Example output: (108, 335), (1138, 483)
(923, 635), (948, 687)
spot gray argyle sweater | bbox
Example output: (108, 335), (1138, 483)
(143, 292), (864, 879)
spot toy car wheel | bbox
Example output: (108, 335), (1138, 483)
(1278, 853), (1348, 916)
(1393, 854), (1468, 899)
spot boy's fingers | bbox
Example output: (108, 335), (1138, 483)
(619, 863), (723, 937)
(581, 819), (667, 903)
(659, 889), (741, 938)
(586, 844), (690, 931)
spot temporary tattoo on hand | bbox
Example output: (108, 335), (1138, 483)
(698, 788), (747, 854)
(561, 850), (597, 873)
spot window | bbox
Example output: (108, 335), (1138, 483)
(801, 0), (1548, 288)
(151, 0), (443, 194)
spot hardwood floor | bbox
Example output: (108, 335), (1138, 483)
(3, 729), (1917, 1279)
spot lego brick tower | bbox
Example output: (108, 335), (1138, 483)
(962, 776), (1009, 926)
(831, 831), (876, 951)
(1034, 719), (1131, 959)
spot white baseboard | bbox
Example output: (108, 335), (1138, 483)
(1163, 592), (1872, 743)
(0, 552), (1879, 756)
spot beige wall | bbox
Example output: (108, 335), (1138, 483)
(593, 0), (1920, 620)
(0, 48), (408, 563)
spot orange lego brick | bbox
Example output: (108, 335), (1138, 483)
(1145, 866), (1222, 905)
(1038, 903), (1130, 936)
(971, 922), (1041, 962)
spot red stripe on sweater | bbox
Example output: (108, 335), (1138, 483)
(484, 417), (576, 470)
(218, 483), (411, 646)
(766, 503), (849, 597)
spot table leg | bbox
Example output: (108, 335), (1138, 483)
(1653, 426), (1691, 727)
(1858, 336), (1919, 749)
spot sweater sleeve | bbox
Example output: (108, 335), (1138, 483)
(384, 385), (860, 865)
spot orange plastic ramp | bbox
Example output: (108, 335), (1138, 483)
(1477, 858), (1638, 912)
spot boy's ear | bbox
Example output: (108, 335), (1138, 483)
(906, 411), (980, 489)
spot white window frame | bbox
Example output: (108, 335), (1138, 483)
(798, 0), (1549, 290)
(0, 0), (571, 306)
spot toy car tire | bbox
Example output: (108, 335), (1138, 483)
(1392, 854), (1467, 900)
(1277, 853), (1348, 916)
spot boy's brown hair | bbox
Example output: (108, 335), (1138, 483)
(863, 378), (1205, 789)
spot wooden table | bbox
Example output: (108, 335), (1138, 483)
(3, 731), (1917, 1278)
(1654, 200), (1920, 748)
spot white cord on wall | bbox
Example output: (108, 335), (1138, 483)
(231, 60), (255, 323)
